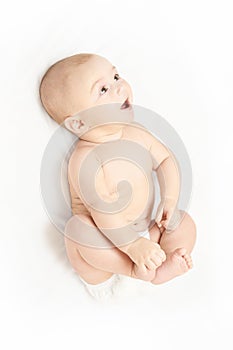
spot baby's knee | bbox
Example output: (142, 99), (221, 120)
(179, 210), (197, 237)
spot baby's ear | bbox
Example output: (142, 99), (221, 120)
(64, 116), (88, 136)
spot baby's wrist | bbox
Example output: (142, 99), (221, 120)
(118, 237), (142, 255)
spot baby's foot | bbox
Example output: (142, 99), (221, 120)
(151, 248), (193, 284)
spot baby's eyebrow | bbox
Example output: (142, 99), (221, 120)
(90, 66), (116, 93)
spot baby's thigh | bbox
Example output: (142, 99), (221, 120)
(76, 242), (133, 277)
(64, 235), (116, 284)
(65, 214), (115, 249)
(64, 215), (133, 277)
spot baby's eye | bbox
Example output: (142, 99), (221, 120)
(100, 86), (108, 95)
(114, 73), (120, 81)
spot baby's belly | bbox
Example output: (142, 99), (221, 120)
(95, 158), (155, 232)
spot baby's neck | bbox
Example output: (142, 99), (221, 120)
(80, 127), (124, 144)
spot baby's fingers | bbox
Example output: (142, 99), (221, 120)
(153, 243), (167, 262)
(133, 264), (155, 281)
(145, 258), (158, 271)
(150, 255), (163, 268)
(159, 249), (166, 262)
(148, 252), (166, 268)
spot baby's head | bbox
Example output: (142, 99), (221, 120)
(39, 53), (133, 137)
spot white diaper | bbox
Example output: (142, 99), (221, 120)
(79, 274), (122, 300)
(138, 229), (150, 239)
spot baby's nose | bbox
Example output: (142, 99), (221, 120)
(116, 82), (125, 96)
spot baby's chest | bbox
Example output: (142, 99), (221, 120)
(76, 139), (154, 209)
(95, 149), (153, 199)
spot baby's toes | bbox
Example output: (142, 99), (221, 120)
(183, 254), (193, 269)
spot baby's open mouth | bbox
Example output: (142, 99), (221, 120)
(120, 98), (131, 110)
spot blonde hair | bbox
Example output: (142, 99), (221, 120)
(39, 53), (93, 124)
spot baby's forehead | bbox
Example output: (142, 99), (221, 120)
(81, 56), (113, 74)
(69, 57), (113, 84)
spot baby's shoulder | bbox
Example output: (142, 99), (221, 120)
(123, 122), (158, 147)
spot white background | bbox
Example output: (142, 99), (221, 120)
(1, 0), (232, 348)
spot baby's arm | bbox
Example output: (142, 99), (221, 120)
(146, 131), (181, 230)
(153, 145), (180, 201)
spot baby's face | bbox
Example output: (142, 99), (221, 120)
(67, 55), (133, 115)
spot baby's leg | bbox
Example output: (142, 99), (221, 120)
(150, 210), (196, 284)
(65, 235), (155, 284)
(64, 215), (155, 285)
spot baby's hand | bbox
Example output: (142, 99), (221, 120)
(124, 237), (166, 274)
(155, 197), (179, 231)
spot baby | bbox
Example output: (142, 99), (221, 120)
(39, 53), (196, 298)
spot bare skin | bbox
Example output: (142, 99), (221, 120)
(66, 122), (172, 276)
(146, 220), (194, 284)
(63, 55), (196, 285)
(65, 209), (196, 285)
(40, 53), (197, 285)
